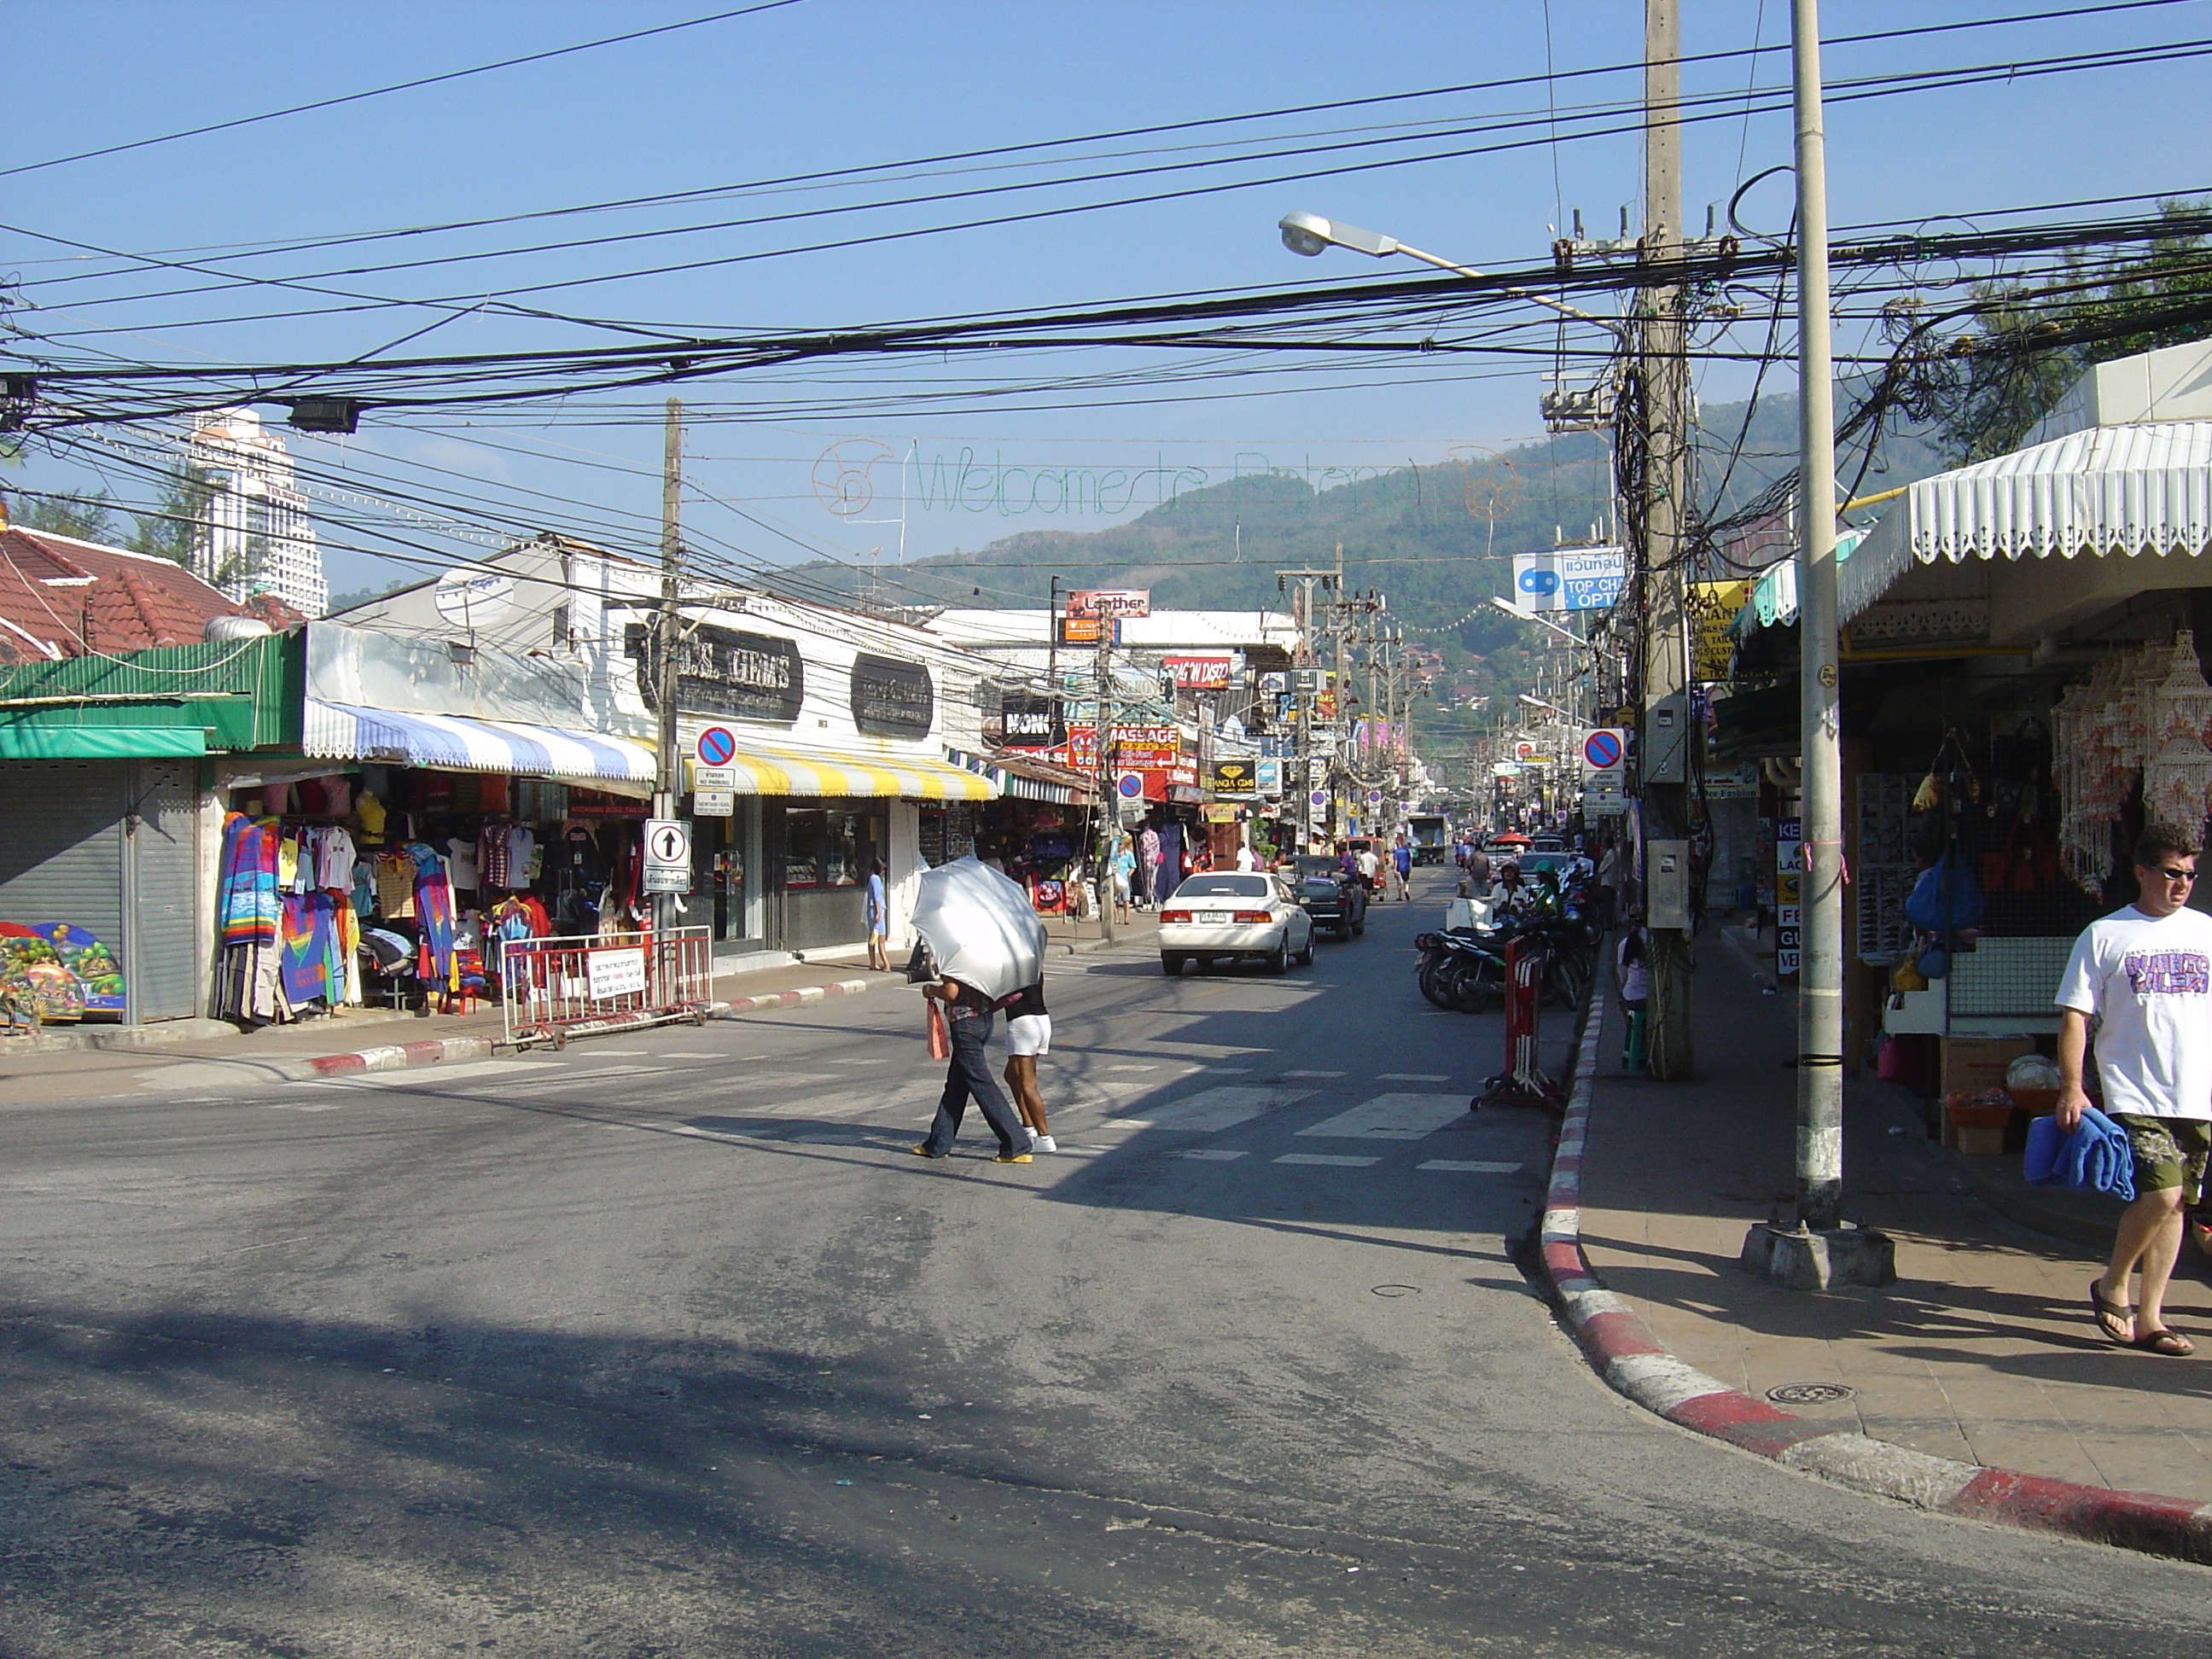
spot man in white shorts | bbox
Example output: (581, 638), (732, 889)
(2058, 823), (2212, 1357)
(1002, 981), (1055, 1153)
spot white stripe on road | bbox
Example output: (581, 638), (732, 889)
(1296, 1094), (1470, 1141)
(298, 1059), (562, 1090)
(1104, 1086), (1313, 1133)
(1274, 1153), (1378, 1167)
(1173, 1149), (1247, 1161)
(1280, 1069), (1346, 1078)
(1380, 1072), (1450, 1082)
(1417, 1159), (1524, 1173)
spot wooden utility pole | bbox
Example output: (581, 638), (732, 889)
(1638, 0), (1697, 1080)
(655, 397), (684, 941)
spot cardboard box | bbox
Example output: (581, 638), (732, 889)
(1939, 1036), (2037, 1100)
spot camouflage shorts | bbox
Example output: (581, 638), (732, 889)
(2110, 1114), (2211, 1204)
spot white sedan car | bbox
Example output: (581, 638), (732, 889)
(1158, 873), (1316, 975)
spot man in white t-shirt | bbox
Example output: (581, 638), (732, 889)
(2056, 823), (2212, 1357)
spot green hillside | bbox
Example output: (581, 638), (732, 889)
(784, 387), (1942, 770)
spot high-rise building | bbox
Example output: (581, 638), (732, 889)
(187, 408), (326, 617)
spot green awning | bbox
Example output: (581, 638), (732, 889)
(0, 724), (208, 759)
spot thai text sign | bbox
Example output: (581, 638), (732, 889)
(1511, 546), (1627, 614)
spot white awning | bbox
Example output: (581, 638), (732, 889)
(1841, 421), (2212, 622)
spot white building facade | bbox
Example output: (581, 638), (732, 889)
(188, 409), (327, 618)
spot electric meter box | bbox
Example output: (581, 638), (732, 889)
(1646, 839), (1691, 929)
(1643, 692), (1691, 784)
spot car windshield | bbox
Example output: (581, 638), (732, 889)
(1291, 856), (1339, 877)
(1174, 876), (1271, 900)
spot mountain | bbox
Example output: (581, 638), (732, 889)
(775, 388), (1946, 757)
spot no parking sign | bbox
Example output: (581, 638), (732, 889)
(1580, 728), (1626, 776)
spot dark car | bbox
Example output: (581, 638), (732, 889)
(1287, 854), (1367, 939)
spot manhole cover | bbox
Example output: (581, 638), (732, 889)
(1766, 1382), (1856, 1406)
(1370, 1284), (1421, 1299)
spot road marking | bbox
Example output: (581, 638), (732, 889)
(573, 1049), (649, 1057)
(1173, 1149), (1246, 1161)
(1280, 1069), (1345, 1078)
(1107, 1064), (1159, 1073)
(1297, 1094), (1469, 1141)
(649, 1051), (727, 1058)
(1274, 1153), (1377, 1167)
(1380, 1072), (1450, 1082)
(1417, 1160), (1524, 1173)
(299, 1059), (562, 1090)
(1103, 1086), (1313, 1133)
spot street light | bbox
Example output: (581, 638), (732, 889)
(1518, 693), (1574, 720)
(1490, 596), (1586, 650)
(1278, 212), (1629, 340)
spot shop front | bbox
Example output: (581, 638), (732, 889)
(0, 632), (297, 1027)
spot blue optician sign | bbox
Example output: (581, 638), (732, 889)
(1511, 546), (1627, 614)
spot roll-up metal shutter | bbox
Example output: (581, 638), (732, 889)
(0, 761), (126, 952)
(124, 760), (200, 1022)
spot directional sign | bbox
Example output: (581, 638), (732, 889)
(695, 726), (737, 768)
(643, 818), (693, 894)
(1580, 728), (1626, 772)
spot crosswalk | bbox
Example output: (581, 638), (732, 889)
(203, 1046), (1529, 1179)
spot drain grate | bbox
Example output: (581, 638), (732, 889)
(1766, 1381), (1856, 1406)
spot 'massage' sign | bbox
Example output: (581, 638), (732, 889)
(852, 654), (934, 738)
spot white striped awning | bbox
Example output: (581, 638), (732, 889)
(304, 697), (657, 785)
(943, 748), (1089, 804)
(684, 739), (994, 802)
(1841, 420), (2212, 622)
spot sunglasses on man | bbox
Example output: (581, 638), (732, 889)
(2142, 864), (2199, 884)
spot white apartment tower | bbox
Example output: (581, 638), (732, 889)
(187, 408), (327, 616)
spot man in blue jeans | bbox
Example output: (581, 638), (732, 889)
(912, 977), (1032, 1163)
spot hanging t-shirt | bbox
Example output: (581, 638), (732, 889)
(315, 826), (356, 892)
(2056, 905), (2212, 1120)
(446, 836), (481, 891)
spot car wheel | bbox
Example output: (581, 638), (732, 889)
(1161, 953), (1185, 976)
(1266, 933), (1290, 975)
(1297, 930), (1316, 966)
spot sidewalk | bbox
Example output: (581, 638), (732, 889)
(0, 911), (1153, 1106)
(1568, 938), (2212, 1524)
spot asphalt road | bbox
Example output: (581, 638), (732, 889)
(3, 870), (2206, 1656)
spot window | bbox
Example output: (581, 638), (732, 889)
(1173, 875), (1270, 900)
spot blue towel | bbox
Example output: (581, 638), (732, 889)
(2023, 1105), (2136, 1202)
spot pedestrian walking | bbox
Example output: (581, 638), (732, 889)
(913, 976), (1033, 1163)
(1616, 917), (1650, 1072)
(1465, 844), (1493, 897)
(1001, 981), (1055, 1154)
(2057, 823), (2211, 1356)
(864, 858), (890, 972)
(1110, 838), (1134, 923)
(1391, 837), (1413, 901)
(1594, 839), (1623, 930)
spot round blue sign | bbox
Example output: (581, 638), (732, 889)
(1582, 729), (1623, 770)
(1116, 773), (1144, 799)
(696, 726), (737, 767)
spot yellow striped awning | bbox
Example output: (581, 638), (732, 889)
(685, 739), (995, 802)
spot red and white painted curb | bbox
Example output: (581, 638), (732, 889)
(715, 976), (876, 1016)
(1537, 988), (2212, 1564)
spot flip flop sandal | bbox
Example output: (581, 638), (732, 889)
(2135, 1328), (2195, 1358)
(2090, 1279), (2134, 1347)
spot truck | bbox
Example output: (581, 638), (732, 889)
(1406, 813), (1449, 864)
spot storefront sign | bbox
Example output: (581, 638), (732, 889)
(1703, 761), (1761, 800)
(586, 946), (648, 998)
(1209, 758), (1258, 795)
(1067, 589), (1151, 618)
(1689, 579), (1750, 683)
(1202, 804), (1239, 824)
(850, 654), (934, 738)
(1510, 545), (1627, 614)
(626, 622), (804, 725)
(1254, 758), (1282, 795)
(1165, 655), (1234, 690)
(1777, 817), (1803, 975)
(999, 692), (1065, 748)
(1110, 724), (1180, 770)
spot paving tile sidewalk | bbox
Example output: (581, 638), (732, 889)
(1577, 939), (2212, 1508)
(0, 912), (1153, 1108)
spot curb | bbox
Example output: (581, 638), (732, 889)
(714, 977), (878, 1016)
(1533, 987), (2212, 1565)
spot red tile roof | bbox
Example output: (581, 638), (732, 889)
(0, 527), (294, 659)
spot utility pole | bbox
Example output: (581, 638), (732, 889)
(1091, 606), (1117, 943)
(1637, 0), (1697, 1080)
(654, 397), (684, 943)
(1742, 0), (1895, 1289)
(1278, 562), (1341, 852)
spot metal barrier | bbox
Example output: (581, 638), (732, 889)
(1474, 938), (1565, 1112)
(500, 926), (714, 1049)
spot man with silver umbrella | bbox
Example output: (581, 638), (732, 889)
(908, 857), (1049, 1165)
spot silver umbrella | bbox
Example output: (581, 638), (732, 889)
(910, 856), (1048, 1003)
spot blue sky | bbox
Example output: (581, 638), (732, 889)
(6, 0), (2210, 599)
